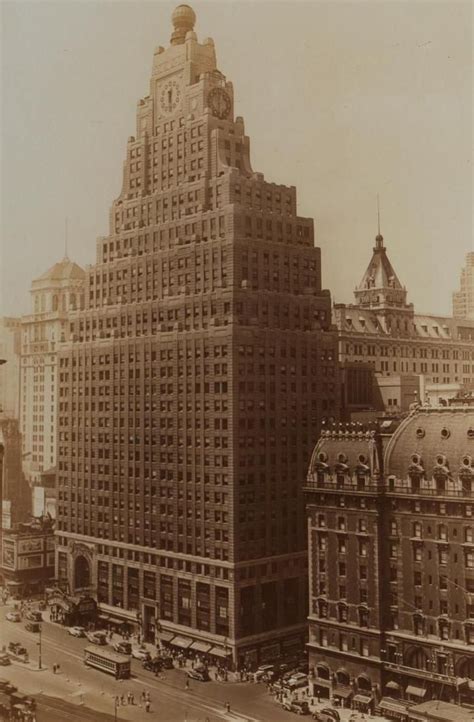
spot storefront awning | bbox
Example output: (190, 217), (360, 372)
(353, 694), (372, 705)
(385, 681), (401, 691)
(378, 698), (408, 715)
(333, 686), (353, 699)
(190, 641), (213, 653)
(156, 630), (174, 643)
(313, 677), (331, 688)
(210, 646), (232, 658)
(406, 685), (426, 698)
(171, 635), (193, 650)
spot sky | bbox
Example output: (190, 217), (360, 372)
(1, 0), (472, 317)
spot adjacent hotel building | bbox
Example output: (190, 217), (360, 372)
(55, 5), (339, 667)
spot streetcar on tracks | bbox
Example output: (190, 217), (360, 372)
(83, 645), (130, 679)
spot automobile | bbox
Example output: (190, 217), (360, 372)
(0, 654), (11, 666)
(6, 611), (21, 622)
(25, 610), (42, 622)
(131, 647), (151, 661)
(68, 626), (86, 637)
(254, 664), (275, 681)
(113, 641), (132, 655)
(284, 672), (308, 690)
(160, 655), (174, 669)
(312, 709), (341, 722)
(142, 657), (163, 673)
(86, 631), (107, 645)
(187, 666), (209, 682)
(7, 642), (28, 661)
(25, 621), (41, 633)
(0, 678), (17, 694)
(282, 700), (310, 715)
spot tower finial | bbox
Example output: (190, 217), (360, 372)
(64, 217), (69, 260)
(171, 5), (196, 45)
(375, 194), (384, 249)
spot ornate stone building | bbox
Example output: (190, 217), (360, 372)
(335, 234), (474, 414)
(304, 406), (474, 716)
(453, 252), (474, 321)
(55, 5), (339, 666)
(20, 256), (85, 484)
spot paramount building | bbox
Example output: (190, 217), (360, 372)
(56, 5), (339, 666)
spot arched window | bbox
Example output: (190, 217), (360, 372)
(316, 664), (330, 680)
(405, 646), (428, 670)
(336, 669), (350, 686)
(357, 675), (372, 692)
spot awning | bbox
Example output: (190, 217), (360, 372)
(156, 630), (174, 643)
(406, 685), (426, 698)
(209, 646), (232, 658)
(171, 635), (193, 650)
(333, 685), (353, 699)
(353, 694), (372, 705)
(190, 640), (213, 653)
(314, 677), (331, 688)
(385, 681), (401, 691)
(378, 698), (408, 715)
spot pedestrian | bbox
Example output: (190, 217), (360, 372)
(185, 679), (190, 690)
(130, 693), (135, 705)
(145, 700), (151, 713)
(146, 691), (151, 702)
(120, 694), (125, 706)
(127, 692), (132, 704)
(141, 691), (146, 704)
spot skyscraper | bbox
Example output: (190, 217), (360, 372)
(56, 5), (339, 666)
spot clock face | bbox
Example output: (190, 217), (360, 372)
(160, 79), (182, 114)
(208, 87), (231, 120)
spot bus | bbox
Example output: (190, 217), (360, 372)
(84, 645), (131, 679)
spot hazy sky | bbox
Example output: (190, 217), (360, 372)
(1, 0), (472, 317)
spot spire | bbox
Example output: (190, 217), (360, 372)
(375, 194), (384, 250)
(170, 4), (196, 46)
(64, 217), (69, 261)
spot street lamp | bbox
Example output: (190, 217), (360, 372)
(37, 624), (42, 669)
(114, 696), (119, 722)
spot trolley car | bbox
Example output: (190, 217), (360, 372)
(84, 645), (130, 679)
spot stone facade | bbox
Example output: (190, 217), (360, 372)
(335, 235), (474, 415)
(453, 252), (474, 321)
(55, 5), (339, 665)
(304, 406), (474, 712)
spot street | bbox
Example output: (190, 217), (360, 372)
(0, 604), (310, 722)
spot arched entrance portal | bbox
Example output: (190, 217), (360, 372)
(74, 555), (91, 590)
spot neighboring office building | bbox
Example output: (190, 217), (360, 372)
(453, 252), (474, 321)
(304, 405), (474, 717)
(56, 5), (339, 667)
(334, 233), (474, 414)
(20, 255), (85, 484)
(0, 516), (55, 599)
(0, 317), (21, 419)
(0, 417), (31, 529)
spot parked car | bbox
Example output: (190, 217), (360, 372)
(0, 678), (17, 694)
(25, 621), (41, 633)
(313, 709), (341, 722)
(6, 611), (21, 622)
(113, 641), (132, 655)
(0, 654), (10, 666)
(25, 610), (42, 622)
(254, 664), (275, 681)
(142, 657), (163, 672)
(131, 647), (151, 661)
(187, 666), (209, 682)
(68, 626), (86, 637)
(160, 655), (174, 669)
(86, 631), (107, 645)
(282, 700), (310, 715)
(7, 642), (28, 661)
(284, 672), (308, 690)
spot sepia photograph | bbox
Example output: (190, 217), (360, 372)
(0, 1), (473, 720)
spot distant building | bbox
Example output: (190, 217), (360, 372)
(56, 5), (339, 666)
(334, 234), (474, 416)
(0, 417), (31, 528)
(32, 467), (57, 519)
(0, 317), (21, 419)
(0, 516), (55, 599)
(304, 405), (474, 716)
(453, 252), (474, 320)
(20, 256), (85, 484)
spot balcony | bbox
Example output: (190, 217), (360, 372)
(304, 475), (383, 494)
(383, 661), (457, 686)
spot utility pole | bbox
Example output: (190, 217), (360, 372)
(37, 624), (42, 669)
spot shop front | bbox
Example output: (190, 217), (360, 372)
(376, 698), (410, 721)
(49, 594), (97, 627)
(332, 686), (353, 708)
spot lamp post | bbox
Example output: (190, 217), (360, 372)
(37, 624), (42, 669)
(114, 696), (119, 722)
